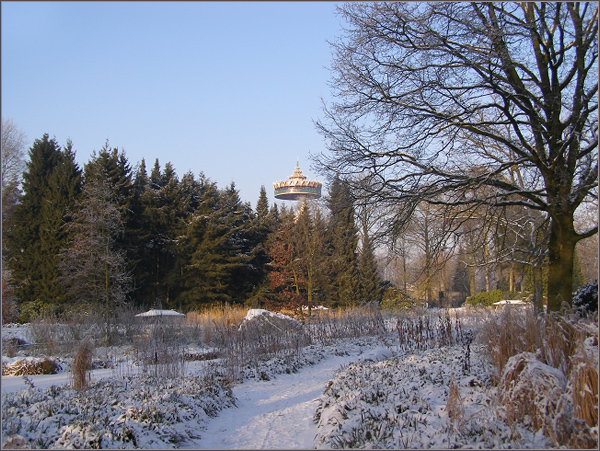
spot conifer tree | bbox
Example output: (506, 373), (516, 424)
(184, 183), (257, 306)
(327, 176), (360, 307)
(256, 185), (270, 220)
(358, 232), (383, 304)
(126, 159), (152, 305)
(5, 134), (82, 320)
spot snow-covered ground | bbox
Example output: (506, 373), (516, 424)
(186, 344), (374, 449)
(2, 308), (598, 449)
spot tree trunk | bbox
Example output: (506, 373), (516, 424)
(532, 261), (544, 313)
(509, 264), (515, 293)
(547, 217), (576, 312)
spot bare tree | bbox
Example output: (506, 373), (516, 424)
(315, 2), (598, 311)
(1, 118), (27, 229)
(1, 118), (27, 322)
(58, 171), (131, 344)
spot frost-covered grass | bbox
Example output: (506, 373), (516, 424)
(2, 372), (235, 449)
(313, 306), (598, 449)
(314, 344), (547, 449)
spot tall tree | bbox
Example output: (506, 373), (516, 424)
(327, 176), (360, 307)
(1, 118), (27, 322)
(265, 205), (300, 309)
(1, 118), (27, 232)
(58, 168), (131, 344)
(316, 2), (598, 311)
(358, 231), (382, 304)
(5, 134), (82, 319)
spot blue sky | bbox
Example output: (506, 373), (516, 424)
(2, 1), (344, 207)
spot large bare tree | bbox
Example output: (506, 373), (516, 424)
(1, 118), (27, 230)
(315, 2), (598, 311)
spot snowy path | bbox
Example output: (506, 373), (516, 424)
(185, 353), (363, 450)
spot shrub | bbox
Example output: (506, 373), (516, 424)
(465, 289), (504, 307)
(573, 280), (598, 314)
(71, 340), (93, 390)
(1, 337), (27, 358)
(497, 352), (566, 430)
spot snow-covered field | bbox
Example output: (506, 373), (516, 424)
(2, 307), (598, 449)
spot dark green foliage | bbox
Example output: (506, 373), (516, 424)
(327, 176), (360, 307)
(6, 135), (383, 317)
(5, 135), (82, 320)
(573, 280), (598, 314)
(180, 183), (263, 308)
(465, 290), (504, 307)
(358, 234), (383, 304)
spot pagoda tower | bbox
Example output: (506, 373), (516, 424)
(273, 160), (322, 201)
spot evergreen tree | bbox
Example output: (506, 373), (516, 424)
(139, 159), (181, 306)
(358, 232), (382, 304)
(256, 185), (270, 220)
(177, 176), (220, 309)
(183, 183), (256, 307)
(126, 159), (151, 305)
(247, 186), (274, 303)
(5, 134), (82, 320)
(327, 176), (360, 307)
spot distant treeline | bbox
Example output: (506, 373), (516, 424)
(2, 135), (382, 322)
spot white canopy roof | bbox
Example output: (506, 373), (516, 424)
(493, 300), (528, 306)
(135, 309), (185, 317)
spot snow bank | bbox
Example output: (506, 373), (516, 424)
(238, 309), (302, 332)
(357, 346), (393, 363)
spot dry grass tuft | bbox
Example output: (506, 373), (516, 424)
(1, 358), (60, 376)
(497, 352), (567, 431)
(72, 339), (93, 390)
(483, 307), (598, 447)
(446, 373), (465, 429)
(571, 351), (599, 428)
(479, 307), (542, 378)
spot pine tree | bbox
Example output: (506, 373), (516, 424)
(177, 177), (220, 309)
(183, 183), (254, 307)
(5, 134), (82, 320)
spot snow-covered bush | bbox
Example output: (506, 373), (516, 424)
(313, 344), (541, 449)
(213, 309), (312, 382)
(497, 352), (567, 430)
(1, 372), (236, 449)
(573, 280), (598, 314)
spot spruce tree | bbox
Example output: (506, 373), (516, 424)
(327, 176), (360, 307)
(358, 233), (382, 304)
(5, 134), (82, 320)
(139, 159), (181, 307)
(256, 185), (270, 220)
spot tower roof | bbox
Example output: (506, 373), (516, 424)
(273, 161), (322, 201)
